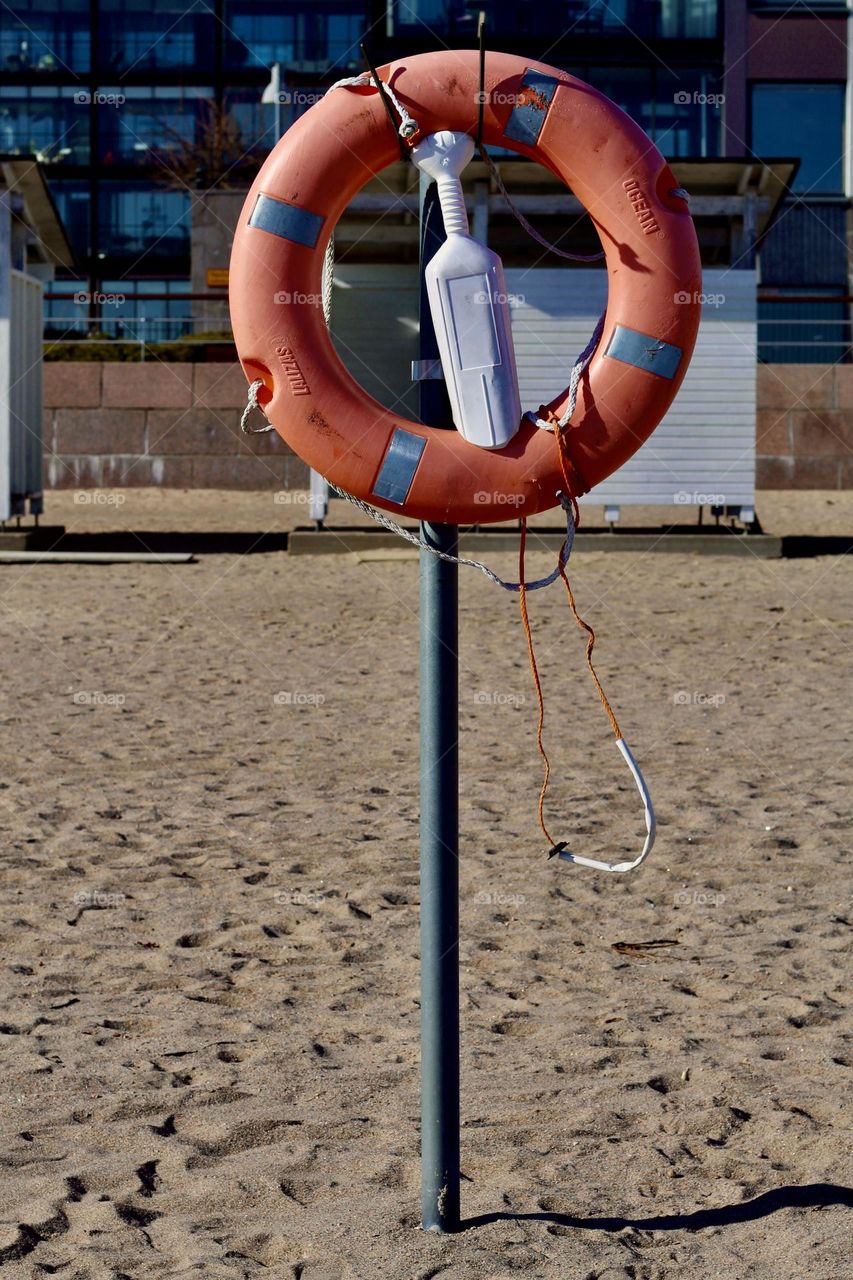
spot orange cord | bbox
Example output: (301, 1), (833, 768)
(517, 417), (624, 848)
(550, 416), (622, 742)
(518, 518), (555, 846)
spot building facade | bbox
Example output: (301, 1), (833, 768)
(0, 1), (850, 361)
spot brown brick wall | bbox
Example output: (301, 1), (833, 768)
(43, 363), (308, 491)
(44, 361), (852, 491)
(757, 365), (853, 491)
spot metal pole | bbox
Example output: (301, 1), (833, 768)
(418, 176), (460, 1233)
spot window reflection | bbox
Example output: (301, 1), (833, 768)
(0, 87), (90, 163)
(0, 0), (90, 73)
(222, 2), (364, 71)
(752, 84), (845, 194)
(390, 0), (719, 39)
(48, 181), (91, 258)
(573, 66), (723, 157)
(45, 277), (193, 340)
(98, 183), (190, 258)
(97, 0), (206, 73)
(655, 69), (724, 157)
(97, 86), (212, 166)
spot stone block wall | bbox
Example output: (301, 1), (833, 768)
(757, 364), (853, 490)
(43, 363), (307, 490)
(43, 361), (853, 491)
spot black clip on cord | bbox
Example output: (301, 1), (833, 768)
(360, 40), (409, 163)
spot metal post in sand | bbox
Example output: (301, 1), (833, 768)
(417, 174), (461, 1233)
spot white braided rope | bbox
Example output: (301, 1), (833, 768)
(321, 237), (334, 326)
(240, 378), (273, 434)
(326, 73), (419, 139)
(241, 239), (334, 435)
(240, 379), (575, 591)
(528, 312), (606, 431)
(328, 482), (575, 592)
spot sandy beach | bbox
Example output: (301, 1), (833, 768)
(0, 490), (850, 1278)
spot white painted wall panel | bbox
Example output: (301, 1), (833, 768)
(327, 264), (756, 512)
(505, 268), (757, 506)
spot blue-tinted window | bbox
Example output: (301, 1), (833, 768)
(224, 11), (295, 70)
(223, 2), (364, 71)
(99, 278), (192, 340)
(259, 84), (329, 137)
(0, 86), (90, 163)
(584, 67), (722, 157)
(564, 1), (718, 37)
(0, 0), (90, 74)
(98, 86), (212, 165)
(391, 1), (719, 39)
(44, 279), (90, 337)
(750, 1), (846, 9)
(97, 0), (208, 73)
(48, 180), (91, 258)
(587, 67), (655, 142)
(98, 183), (190, 259)
(655, 68), (723, 156)
(758, 288), (850, 364)
(657, 0), (719, 36)
(227, 89), (273, 153)
(45, 278), (193, 340)
(752, 84), (845, 194)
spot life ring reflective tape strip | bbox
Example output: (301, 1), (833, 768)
(373, 429), (427, 506)
(605, 325), (684, 380)
(229, 50), (701, 525)
(503, 69), (561, 147)
(248, 192), (325, 249)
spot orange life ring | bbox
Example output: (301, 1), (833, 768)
(230, 50), (701, 525)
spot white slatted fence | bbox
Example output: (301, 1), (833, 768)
(506, 268), (756, 508)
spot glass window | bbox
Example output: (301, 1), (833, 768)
(223, 10), (295, 70)
(0, 86), (90, 164)
(658, 0), (719, 37)
(44, 278), (90, 337)
(0, 0), (90, 74)
(750, 1), (846, 9)
(222, 2), (364, 72)
(390, 1), (719, 40)
(97, 86), (212, 166)
(98, 182), (190, 259)
(47, 179), (91, 258)
(97, 0), (209, 73)
(226, 89), (269, 151)
(258, 83), (329, 137)
(751, 84), (845, 194)
(585, 67), (722, 158)
(99, 278), (191, 340)
(587, 67), (655, 143)
(656, 68), (723, 157)
(758, 288), (850, 364)
(45, 278), (193, 341)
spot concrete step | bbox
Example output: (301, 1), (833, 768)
(288, 527), (783, 558)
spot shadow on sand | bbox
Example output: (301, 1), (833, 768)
(461, 1182), (853, 1234)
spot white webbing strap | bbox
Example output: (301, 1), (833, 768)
(551, 737), (656, 873)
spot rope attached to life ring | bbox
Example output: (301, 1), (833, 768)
(516, 425), (656, 874)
